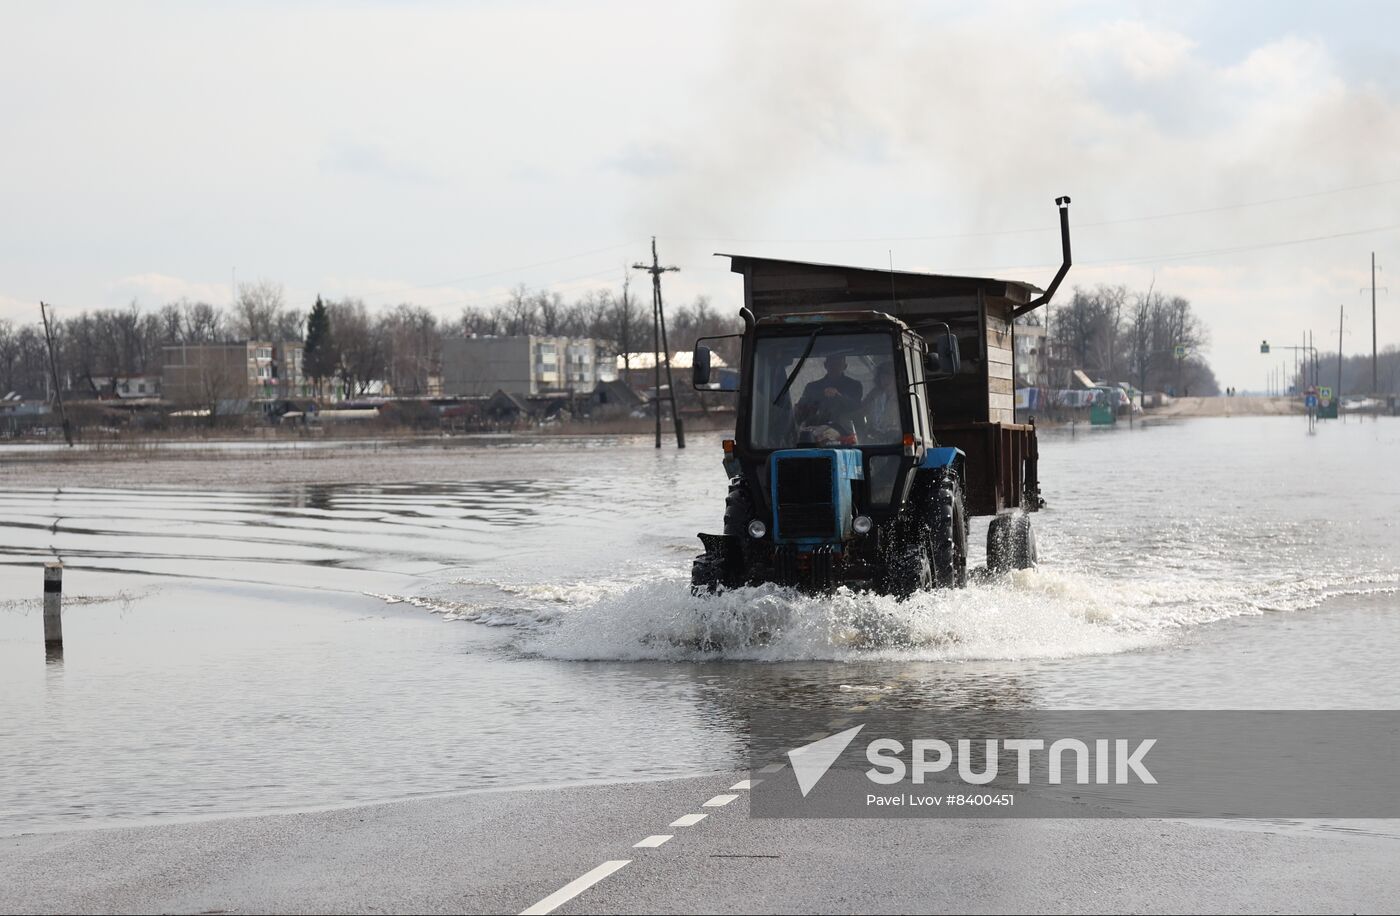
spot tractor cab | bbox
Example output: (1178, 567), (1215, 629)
(743, 313), (958, 453)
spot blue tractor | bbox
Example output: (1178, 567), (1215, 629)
(690, 197), (1071, 598)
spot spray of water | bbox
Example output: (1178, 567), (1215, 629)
(378, 560), (1397, 663)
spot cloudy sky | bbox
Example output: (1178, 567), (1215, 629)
(3, 0), (1398, 388)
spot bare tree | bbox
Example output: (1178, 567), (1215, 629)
(193, 353), (243, 427)
(504, 285), (538, 336)
(1128, 280), (1156, 396)
(234, 279), (286, 341)
(535, 291), (564, 336)
(379, 304), (440, 396)
(610, 276), (640, 373)
(272, 307), (304, 343)
(0, 320), (19, 395)
(328, 298), (384, 397)
(182, 301), (226, 343)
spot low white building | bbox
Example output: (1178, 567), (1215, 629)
(90, 375), (162, 399)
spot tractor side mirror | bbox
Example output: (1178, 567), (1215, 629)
(926, 333), (961, 378)
(692, 345), (713, 388)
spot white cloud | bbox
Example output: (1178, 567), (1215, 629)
(1065, 20), (1199, 80)
(0, 1), (1397, 388)
(1225, 36), (1336, 93)
(0, 293), (35, 325)
(105, 274), (234, 308)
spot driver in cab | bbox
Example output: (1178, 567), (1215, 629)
(861, 359), (902, 441)
(796, 355), (863, 427)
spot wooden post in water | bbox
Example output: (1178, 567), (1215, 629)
(44, 561), (63, 649)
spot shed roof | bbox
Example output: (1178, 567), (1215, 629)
(718, 253), (1044, 306)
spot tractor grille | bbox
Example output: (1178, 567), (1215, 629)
(775, 456), (835, 539)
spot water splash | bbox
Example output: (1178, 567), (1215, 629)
(378, 558), (1399, 664)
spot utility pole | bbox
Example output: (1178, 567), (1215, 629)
(1309, 330), (1316, 389)
(633, 238), (685, 449)
(1355, 253), (1388, 398)
(1338, 305), (1345, 417)
(1293, 335), (1299, 395)
(38, 302), (73, 447)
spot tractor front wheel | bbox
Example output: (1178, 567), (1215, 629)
(690, 553), (725, 595)
(930, 474), (969, 588)
(691, 482), (755, 596)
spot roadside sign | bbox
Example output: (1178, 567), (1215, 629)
(1174, 344), (1187, 359)
(1319, 386), (1332, 399)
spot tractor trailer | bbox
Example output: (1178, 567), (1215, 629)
(690, 196), (1072, 598)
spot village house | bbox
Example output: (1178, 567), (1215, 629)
(440, 336), (600, 397)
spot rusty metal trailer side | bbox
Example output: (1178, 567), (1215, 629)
(931, 421), (1040, 517)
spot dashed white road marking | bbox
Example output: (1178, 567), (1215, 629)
(633, 834), (673, 848)
(757, 762), (786, 774)
(729, 779), (760, 790)
(703, 793), (740, 807)
(670, 812), (708, 827)
(519, 859), (630, 916)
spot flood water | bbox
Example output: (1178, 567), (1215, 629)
(1, 416), (1398, 835)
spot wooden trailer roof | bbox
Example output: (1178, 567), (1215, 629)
(719, 253), (1045, 309)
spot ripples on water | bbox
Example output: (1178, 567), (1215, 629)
(404, 418), (1400, 664)
(1, 418), (1398, 833)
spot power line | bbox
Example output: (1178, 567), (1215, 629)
(960, 222), (1400, 276)
(1094, 223), (1400, 267)
(447, 264), (630, 310)
(366, 240), (644, 299)
(445, 221), (1400, 315)
(664, 176), (1400, 245)
(355, 178), (1400, 314)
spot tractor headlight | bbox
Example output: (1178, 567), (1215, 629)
(747, 519), (767, 539)
(852, 515), (873, 536)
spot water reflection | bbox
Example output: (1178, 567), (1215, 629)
(0, 419), (1397, 835)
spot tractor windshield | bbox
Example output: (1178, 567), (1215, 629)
(748, 331), (903, 450)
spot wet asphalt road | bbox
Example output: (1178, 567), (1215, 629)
(4, 774), (1400, 915)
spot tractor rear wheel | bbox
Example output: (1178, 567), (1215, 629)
(987, 511), (1038, 573)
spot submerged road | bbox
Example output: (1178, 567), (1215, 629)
(5, 423), (1399, 913)
(3, 773), (1398, 915)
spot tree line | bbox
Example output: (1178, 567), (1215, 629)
(3, 278), (1271, 401)
(0, 278), (742, 400)
(1307, 348), (1400, 398)
(1043, 284), (1220, 396)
